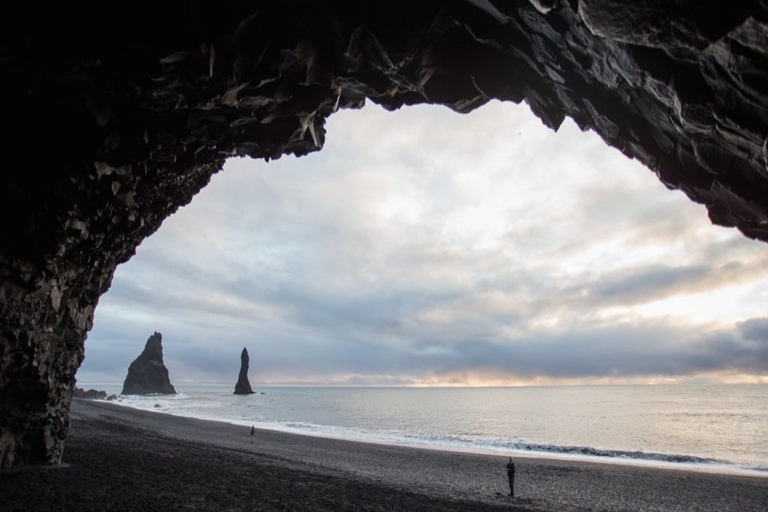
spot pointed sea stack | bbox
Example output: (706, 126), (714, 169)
(122, 332), (177, 395)
(234, 347), (255, 395)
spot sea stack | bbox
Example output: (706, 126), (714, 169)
(122, 332), (177, 395)
(234, 347), (255, 395)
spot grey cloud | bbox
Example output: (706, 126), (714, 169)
(421, 320), (768, 380)
(738, 318), (768, 342)
(581, 261), (761, 307)
(522, 256), (768, 316)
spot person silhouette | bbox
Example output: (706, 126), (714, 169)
(250, 425), (255, 444)
(506, 456), (516, 497)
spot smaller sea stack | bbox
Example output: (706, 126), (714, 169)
(234, 347), (255, 395)
(122, 332), (177, 395)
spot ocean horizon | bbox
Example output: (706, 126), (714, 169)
(76, 382), (768, 477)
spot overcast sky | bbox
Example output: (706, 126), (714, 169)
(77, 100), (768, 387)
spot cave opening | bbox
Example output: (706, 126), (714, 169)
(3, 0), (768, 470)
(76, 101), (768, 392)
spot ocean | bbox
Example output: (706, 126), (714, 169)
(78, 383), (768, 476)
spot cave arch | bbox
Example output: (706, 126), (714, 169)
(1, 0), (767, 466)
(77, 101), (767, 390)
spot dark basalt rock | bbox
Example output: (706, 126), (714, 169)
(234, 348), (256, 395)
(73, 387), (108, 400)
(121, 332), (176, 396)
(1, 1), (768, 466)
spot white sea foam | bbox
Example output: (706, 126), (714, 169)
(82, 383), (768, 477)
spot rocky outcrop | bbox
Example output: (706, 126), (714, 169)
(234, 348), (255, 395)
(73, 387), (108, 400)
(121, 333), (176, 395)
(1, 1), (768, 466)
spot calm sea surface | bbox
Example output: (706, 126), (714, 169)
(79, 383), (768, 476)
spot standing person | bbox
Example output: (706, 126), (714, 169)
(506, 456), (516, 497)
(250, 425), (255, 444)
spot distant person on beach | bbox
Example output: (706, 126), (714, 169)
(506, 456), (516, 497)
(250, 425), (255, 444)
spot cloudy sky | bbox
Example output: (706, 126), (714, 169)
(77, 100), (768, 387)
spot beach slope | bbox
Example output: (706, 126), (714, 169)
(2, 400), (766, 511)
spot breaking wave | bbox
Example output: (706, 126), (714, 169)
(250, 420), (731, 468)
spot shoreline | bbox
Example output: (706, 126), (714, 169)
(3, 399), (767, 511)
(102, 395), (767, 479)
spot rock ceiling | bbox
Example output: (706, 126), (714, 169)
(1, 0), (767, 466)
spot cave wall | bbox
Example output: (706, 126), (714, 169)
(1, 0), (767, 466)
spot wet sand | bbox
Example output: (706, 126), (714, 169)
(2, 399), (767, 511)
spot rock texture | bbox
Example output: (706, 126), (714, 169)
(234, 348), (255, 395)
(73, 388), (108, 400)
(121, 333), (177, 396)
(1, 1), (768, 466)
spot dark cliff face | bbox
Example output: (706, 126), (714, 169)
(1, 0), (767, 466)
(234, 348), (255, 395)
(121, 332), (177, 396)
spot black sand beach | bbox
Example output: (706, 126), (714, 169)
(2, 400), (767, 512)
